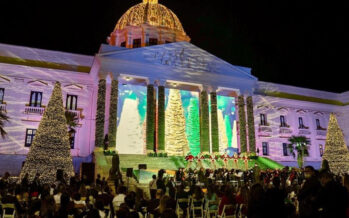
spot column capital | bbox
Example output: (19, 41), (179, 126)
(200, 85), (217, 93)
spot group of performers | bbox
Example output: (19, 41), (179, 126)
(185, 152), (250, 170)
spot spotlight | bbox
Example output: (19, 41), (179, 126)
(172, 83), (177, 87)
(125, 77), (131, 81)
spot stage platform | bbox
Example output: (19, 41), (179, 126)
(94, 149), (284, 184)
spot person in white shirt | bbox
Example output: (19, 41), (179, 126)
(112, 186), (127, 211)
(149, 175), (157, 200)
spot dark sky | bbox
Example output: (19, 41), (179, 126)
(1, 0), (348, 93)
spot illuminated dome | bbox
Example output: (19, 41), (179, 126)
(115, 0), (185, 34)
(108, 0), (190, 47)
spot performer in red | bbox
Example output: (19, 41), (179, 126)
(196, 152), (205, 169)
(232, 153), (239, 169)
(185, 153), (195, 170)
(209, 153), (217, 170)
(221, 152), (229, 169)
(242, 154), (250, 170)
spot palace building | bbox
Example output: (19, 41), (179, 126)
(1, 0), (348, 173)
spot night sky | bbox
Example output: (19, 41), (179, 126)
(1, 0), (348, 93)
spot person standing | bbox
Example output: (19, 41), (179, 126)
(149, 175), (157, 200)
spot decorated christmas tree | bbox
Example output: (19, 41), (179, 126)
(322, 113), (349, 174)
(20, 82), (74, 184)
(187, 98), (200, 156)
(165, 89), (189, 156)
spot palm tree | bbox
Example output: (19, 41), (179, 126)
(0, 110), (9, 139)
(288, 135), (310, 168)
(65, 111), (78, 132)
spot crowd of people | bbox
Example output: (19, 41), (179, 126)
(1, 165), (349, 218)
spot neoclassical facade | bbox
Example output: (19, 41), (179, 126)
(0, 0), (348, 173)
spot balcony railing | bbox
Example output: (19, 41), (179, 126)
(298, 129), (311, 135)
(24, 106), (45, 115)
(279, 127), (293, 134)
(0, 103), (6, 112)
(316, 130), (327, 136)
(259, 126), (272, 133)
(66, 109), (81, 119)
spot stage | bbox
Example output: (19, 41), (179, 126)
(94, 148), (284, 184)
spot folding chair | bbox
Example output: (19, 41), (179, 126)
(176, 198), (189, 218)
(217, 204), (235, 218)
(191, 198), (204, 218)
(2, 203), (16, 218)
(204, 200), (219, 218)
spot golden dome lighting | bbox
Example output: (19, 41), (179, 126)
(108, 0), (190, 47)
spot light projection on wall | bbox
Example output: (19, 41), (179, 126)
(216, 95), (237, 154)
(165, 89), (200, 156)
(116, 84), (147, 154)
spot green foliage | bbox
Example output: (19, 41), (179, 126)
(200, 91), (210, 152)
(95, 79), (106, 147)
(20, 82), (74, 184)
(187, 98), (200, 156)
(157, 86), (165, 151)
(103, 150), (116, 156)
(288, 135), (310, 168)
(210, 92), (219, 152)
(146, 85), (155, 151)
(146, 152), (167, 157)
(65, 111), (78, 131)
(238, 96), (247, 152)
(246, 96), (256, 153)
(0, 110), (9, 139)
(108, 80), (118, 148)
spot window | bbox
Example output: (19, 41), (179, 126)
(120, 41), (126, 47)
(316, 119), (321, 129)
(66, 95), (78, 110)
(0, 88), (4, 104)
(149, 38), (158, 46)
(260, 114), (267, 126)
(262, 142), (269, 155)
(25, 129), (36, 147)
(133, 38), (141, 48)
(283, 143), (288, 156)
(319, 144), (323, 157)
(280, 115), (286, 127)
(298, 117), (304, 129)
(69, 130), (75, 149)
(29, 91), (42, 107)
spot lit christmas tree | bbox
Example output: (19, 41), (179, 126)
(20, 82), (74, 184)
(116, 97), (144, 154)
(165, 89), (189, 156)
(187, 98), (200, 156)
(218, 109), (228, 153)
(322, 113), (349, 174)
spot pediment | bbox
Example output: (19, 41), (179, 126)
(27, 80), (48, 87)
(64, 83), (84, 91)
(98, 42), (257, 81)
(296, 109), (308, 114)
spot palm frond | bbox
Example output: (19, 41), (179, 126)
(0, 110), (10, 139)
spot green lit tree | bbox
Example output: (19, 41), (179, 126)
(288, 135), (310, 168)
(322, 113), (349, 174)
(0, 110), (9, 139)
(187, 98), (200, 156)
(20, 82), (74, 184)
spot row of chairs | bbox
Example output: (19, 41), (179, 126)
(176, 197), (246, 218)
(176, 197), (220, 218)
